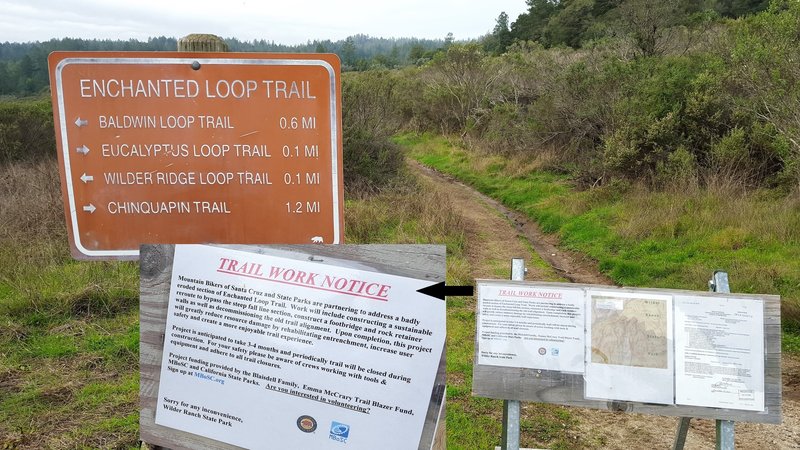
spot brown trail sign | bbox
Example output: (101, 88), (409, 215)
(48, 52), (343, 260)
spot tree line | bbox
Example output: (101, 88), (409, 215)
(484, 0), (770, 55)
(2, 0), (796, 195)
(0, 35), (444, 96)
(3, 1), (771, 97)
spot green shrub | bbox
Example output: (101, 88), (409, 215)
(348, 5), (800, 193)
(710, 127), (749, 167)
(655, 145), (698, 186)
(730, 1), (800, 190)
(0, 98), (55, 163)
(342, 71), (405, 194)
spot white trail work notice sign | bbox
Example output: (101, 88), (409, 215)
(155, 245), (445, 449)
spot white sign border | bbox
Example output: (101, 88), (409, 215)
(54, 57), (341, 258)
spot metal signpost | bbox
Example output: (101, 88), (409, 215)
(673, 271), (736, 450)
(500, 258), (526, 450)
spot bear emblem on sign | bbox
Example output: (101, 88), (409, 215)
(311, 236), (324, 244)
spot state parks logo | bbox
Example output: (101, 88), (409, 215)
(296, 415), (317, 433)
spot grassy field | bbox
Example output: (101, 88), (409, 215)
(5, 134), (797, 448)
(0, 159), (140, 448)
(0, 156), (584, 449)
(397, 132), (800, 352)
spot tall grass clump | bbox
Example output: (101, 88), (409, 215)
(345, 172), (466, 258)
(0, 158), (139, 325)
(0, 117), (140, 447)
(347, 180), (464, 241)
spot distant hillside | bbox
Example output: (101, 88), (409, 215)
(0, 35), (444, 96)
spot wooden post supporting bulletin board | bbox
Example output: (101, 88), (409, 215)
(140, 244), (446, 450)
(472, 278), (781, 428)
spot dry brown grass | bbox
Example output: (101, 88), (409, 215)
(0, 158), (64, 235)
(0, 158), (67, 266)
(615, 181), (800, 245)
(345, 175), (465, 245)
(462, 131), (565, 178)
(0, 157), (140, 449)
(345, 170), (473, 292)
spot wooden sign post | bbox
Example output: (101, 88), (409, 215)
(48, 49), (343, 260)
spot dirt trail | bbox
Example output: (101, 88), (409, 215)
(409, 160), (800, 449)
(410, 160), (610, 285)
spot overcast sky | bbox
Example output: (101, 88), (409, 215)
(1, 0), (529, 44)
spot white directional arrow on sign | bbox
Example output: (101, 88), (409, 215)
(82, 204), (96, 213)
(80, 173), (93, 183)
(75, 117), (88, 127)
(76, 145), (89, 155)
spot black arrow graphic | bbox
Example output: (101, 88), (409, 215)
(416, 282), (474, 300)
